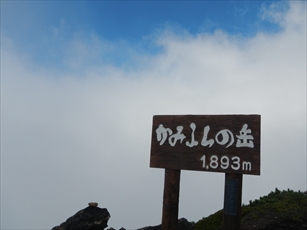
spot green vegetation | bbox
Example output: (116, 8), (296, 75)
(193, 188), (307, 230)
(193, 210), (223, 230)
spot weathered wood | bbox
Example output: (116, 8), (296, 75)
(223, 173), (243, 230)
(161, 169), (181, 230)
(150, 115), (261, 175)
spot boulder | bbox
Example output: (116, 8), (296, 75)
(137, 218), (194, 230)
(52, 203), (110, 230)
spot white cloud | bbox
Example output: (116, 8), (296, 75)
(259, 1), (289, 25)
(260, 1), (306, 31)
(1, 1), (306, 229)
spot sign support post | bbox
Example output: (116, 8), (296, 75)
(150, 115), (260, 230)
(161, 168), (181, 230)
(223, 173), (243, 230)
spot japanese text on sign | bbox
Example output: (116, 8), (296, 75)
(156, 123), (254, 148)
(150, 115), (261, 175)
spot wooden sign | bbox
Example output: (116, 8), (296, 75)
(150, 115), (260, 175)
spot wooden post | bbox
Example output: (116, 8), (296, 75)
(223, 173), (243, 230)
(161, 168), (181, 230)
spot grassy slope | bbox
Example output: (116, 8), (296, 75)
(193, 188), (307, 230)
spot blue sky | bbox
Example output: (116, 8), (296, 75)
(1, 1), (306, 229)
(2, 1), (285, 69)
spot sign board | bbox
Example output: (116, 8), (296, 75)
(150, 115), (260, 175)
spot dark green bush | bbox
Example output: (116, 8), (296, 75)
(193, 189), (307, 230)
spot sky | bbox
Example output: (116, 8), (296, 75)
(0, 0), (306, 229)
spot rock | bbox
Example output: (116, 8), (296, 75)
(52, 203), (110, 230)
(178, 218), (194, 230)
(137, 225), (160, 230)
(107, 228), (125, 230)
(137, 218), (194, 230)
(88, 202), (98, 207)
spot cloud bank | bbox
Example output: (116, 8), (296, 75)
(1, 1), (306, 229)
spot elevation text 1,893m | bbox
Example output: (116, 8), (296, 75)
(200, 155), (252, 171)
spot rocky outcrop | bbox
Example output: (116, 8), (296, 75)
(137, 218), (194, 230)
(52, 202), (110, 230)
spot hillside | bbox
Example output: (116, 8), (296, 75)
(52, 189), (307, 230)
(193, 188), (307, 230)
